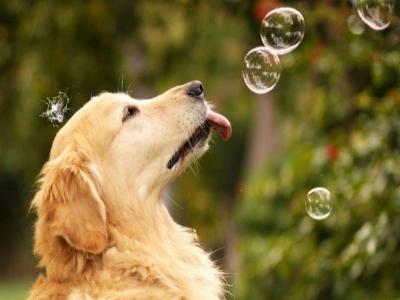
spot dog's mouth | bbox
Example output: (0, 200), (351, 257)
(167, 110), (232, 169)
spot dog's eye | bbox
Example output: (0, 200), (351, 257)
(122, 106), (139, 122)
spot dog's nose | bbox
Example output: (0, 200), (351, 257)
(186, 81), (204, 98)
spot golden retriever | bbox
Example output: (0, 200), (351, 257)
(29, 81), (232, 300)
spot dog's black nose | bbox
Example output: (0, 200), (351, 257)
(186, 81), (204, 98)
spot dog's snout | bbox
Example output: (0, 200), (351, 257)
(186, 81), (204, 98)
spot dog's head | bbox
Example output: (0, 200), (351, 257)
(32, 81), (231, 259)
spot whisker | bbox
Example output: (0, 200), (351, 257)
(192, 160), (200, 176)
(189, 165), (199, 177)
(164, 192), (184, 210)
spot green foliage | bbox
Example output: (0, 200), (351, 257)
(236, 2), (400, 299)
(0, 281), (31, 300)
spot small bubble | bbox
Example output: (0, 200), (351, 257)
(41, 91), (70, 125)
(260, 7), (305, 55)
(357, 0), (395, 31)
(305, 187), (333, 220)
(350, 0), (358, 6)
(242, 46), (281, 94)
(347, 14), (365, 35)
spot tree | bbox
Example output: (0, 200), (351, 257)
(236, 1), (400, 299)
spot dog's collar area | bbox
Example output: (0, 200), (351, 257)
(167, 122), (211, 169)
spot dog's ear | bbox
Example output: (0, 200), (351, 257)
(33, 148), (108, 254)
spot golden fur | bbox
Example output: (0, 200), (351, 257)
(29, 83), (225, 299)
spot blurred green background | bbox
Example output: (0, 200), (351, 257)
(0, 0), (399, 299)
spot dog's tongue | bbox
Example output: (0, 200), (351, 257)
(207, 110), (232, 141)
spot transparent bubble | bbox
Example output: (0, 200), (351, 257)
(260, 7), (305, 55)
(347, 14), (365, 35)
(357, 0), (395, 31)
(41, 91), (70, 125)
(305, 187), (333, 220)
(350, 0), (358, 6)
(242, 47), (281, 94)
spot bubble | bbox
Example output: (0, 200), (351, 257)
(242, 47), (281, 94)
(357, 0), (395, 31)
(305, 187), (333, 220)
(260, 7), (305, 55)
(347, 14), (365, 35)
(41, 91), (70, 125)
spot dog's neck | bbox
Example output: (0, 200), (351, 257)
(103, 191), (225, 299)
(105, 189), (192, 247)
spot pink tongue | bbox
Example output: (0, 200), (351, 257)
(206, 110), (232, 141)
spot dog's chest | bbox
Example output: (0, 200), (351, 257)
(101, 245), (222, 299)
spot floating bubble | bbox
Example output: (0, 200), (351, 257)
(260, 7), (305, 55)
(242, 47), (281, 94)
(41, 91), (70, 124)
(347, 14), (365, 35)
(305, 187), (333, 220)
(357, 0), (395, 31)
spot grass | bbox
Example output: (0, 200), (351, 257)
(0, 281), (32, 300)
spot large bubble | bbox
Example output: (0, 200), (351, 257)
(357, 0), (395, 31)
(242, 47), (281, 94)
(260, 7), (305, 55)
(305, 187), (333, 220)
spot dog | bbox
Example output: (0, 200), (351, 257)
(28, 81), (232, 299)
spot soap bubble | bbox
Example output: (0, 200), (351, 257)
(260, 7), (305, 55)
(242, 47), (281, 94)
(41, 91), (70, 125)
(357, 0), (395, 31)
(347, 14), (365, 35)
(305, 187), (333, 220)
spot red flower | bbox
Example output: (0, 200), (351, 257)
(253, 0), (282, 22)
(327, 143), (339, 162)
(308, 42), (326, 64)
